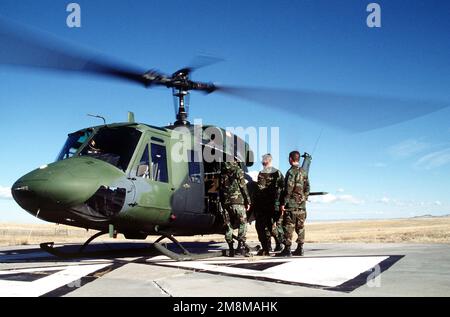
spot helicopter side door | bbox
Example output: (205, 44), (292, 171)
(169, 147), (206, 215)
(183, 149), (204, 213)
(167, 136), (214, 233)
(128, 134), (172, 224)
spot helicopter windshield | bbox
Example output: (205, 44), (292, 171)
(57, 129), (93, 161)
(79, 126), (142, 171)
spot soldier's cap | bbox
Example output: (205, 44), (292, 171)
(262, 153), (272, 161)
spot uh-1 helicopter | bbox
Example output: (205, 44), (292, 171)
(1, 19), (448, 259)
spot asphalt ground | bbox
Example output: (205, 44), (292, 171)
(0, 241), (449, 297)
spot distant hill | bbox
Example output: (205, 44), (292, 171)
(412, 214), (450, 219)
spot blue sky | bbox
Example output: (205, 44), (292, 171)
(0, 0), (449, 223)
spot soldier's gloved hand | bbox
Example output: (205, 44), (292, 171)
(246, 204), (251, 211)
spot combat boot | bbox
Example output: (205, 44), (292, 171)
(239, 243), (250, 257)
(292, 244), (304, 256)
(277, 245), (291, 257)
(256, 241), (270, 256)
(228, 242), (235, 257)
(235, 241), (242, 255)
(256, 249), (270, 256)
(274, 239), (283, 252)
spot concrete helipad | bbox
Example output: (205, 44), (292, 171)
(0, 242), (449, 297)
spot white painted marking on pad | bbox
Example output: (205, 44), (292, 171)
(158, 256), (388, 288)
(0, 263), (111, 297)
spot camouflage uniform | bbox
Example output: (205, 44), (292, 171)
(253, 166), (284, 252)
(220, 162), (251, 245)
(271, 211), (285, 248)
(280, 165), (310, 250)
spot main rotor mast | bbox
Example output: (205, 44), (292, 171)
(142, 68), (216, 126)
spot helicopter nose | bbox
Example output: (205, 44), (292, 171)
(12, 163), (58, 214)
(12, 157), (125, 215)
(11, 179), (46, 214)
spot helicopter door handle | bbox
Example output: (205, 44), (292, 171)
(182, 183), (191, 189)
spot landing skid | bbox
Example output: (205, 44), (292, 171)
(39, 230), (157, 259)
(39, 232), (223, 261)
(40, 230), (113, 258)
(154, 235), (223, 261)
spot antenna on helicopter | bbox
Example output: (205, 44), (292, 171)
(87, 114), (107, 125)
(311, 128), (324, 156)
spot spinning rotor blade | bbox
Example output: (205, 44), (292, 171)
(186, 54), (225, 73)
(217, 86), (448, 132)
(171, 55), (225, 79)
(1, 18), (447, 132)
(0, 18), (154, 86)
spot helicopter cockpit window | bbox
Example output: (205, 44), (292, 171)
(136, 145), (150, 178)
(57, 129), (93, 161)
(80, 127), (142, 172)
(151, 143), (168, 183)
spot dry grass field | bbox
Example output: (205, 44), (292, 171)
(304, 217), (450, 243)
(1, 216), (449, 246)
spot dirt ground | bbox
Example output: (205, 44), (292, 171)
(1, 216), (449, 246)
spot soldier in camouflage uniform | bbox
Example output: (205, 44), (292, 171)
(253, 154), (284, 256)
(278, 151), (310, 257)
(220, 161), (251, 257)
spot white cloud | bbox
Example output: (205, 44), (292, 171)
(336, 188), (345, 193)
(378, 197), (410, 207)
(376, 197), (447, 208)
(388, 139), (429, 159)
(310, 193), (364, 205)
(378, 196), (390, 204)
(414, 148), (450, 170)
(373, 162), (387, 168)
(0, 186), (12, 200)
